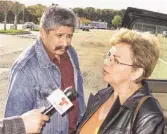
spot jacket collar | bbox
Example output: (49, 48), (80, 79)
(122, 80), (151, 109)
(35, 38), (73, 68)
(95, 87), (114, 104)
(35, 38), (55, 68)
(94, 80), (151, 109)
(86, 87), (114, 112)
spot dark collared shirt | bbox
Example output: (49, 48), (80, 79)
(53, 52), (78, 134)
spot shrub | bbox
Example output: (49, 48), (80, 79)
(0, 29), (31, 35)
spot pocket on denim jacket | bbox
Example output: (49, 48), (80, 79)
(35, 84), (58, 107)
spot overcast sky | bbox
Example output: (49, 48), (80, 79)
(17, 0), (167, 14)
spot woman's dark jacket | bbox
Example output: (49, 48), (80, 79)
(77, 81), (165, 134)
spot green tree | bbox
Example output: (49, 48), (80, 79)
(73, 8), (84, 17)
(11, 1), (25, 29)
(0, 0), (13, 30)
(96, 9), (102, 21)
(112, 15), (122, 28)
(101, 9), (115, 28)
(27, 4), (47, 23)
(84, 7), (96, 20)
(73, 7), (125, 28)
(113, 9), (126, 19)
(80, 17), (91, 25)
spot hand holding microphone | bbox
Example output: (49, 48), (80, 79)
(41, 87), (77, 116)
(20, 88), (76, 133)
(21, 108), (49, 133)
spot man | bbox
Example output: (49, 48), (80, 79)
(5, 5), (85, 134)
(0, 108), (49, 134)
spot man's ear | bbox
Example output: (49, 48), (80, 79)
(132, 68), (144, 81)
(40, 27), (47, 40)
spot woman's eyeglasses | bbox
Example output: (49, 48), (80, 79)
(104, 51), (133, 67)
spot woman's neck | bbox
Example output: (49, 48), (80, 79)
(112, 82), (142, 104)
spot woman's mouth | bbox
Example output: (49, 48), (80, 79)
(103, 69), (108, 74)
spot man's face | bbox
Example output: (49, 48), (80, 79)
(41, 25), (74, 59)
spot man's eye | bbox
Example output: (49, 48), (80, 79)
(56, 34), (63, 37)
(67, 35), (73, 38)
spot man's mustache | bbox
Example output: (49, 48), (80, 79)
(54, 45), (69, 51)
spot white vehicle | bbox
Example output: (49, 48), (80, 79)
(163, 31), (167, 37)
(23, 22), (38, 29)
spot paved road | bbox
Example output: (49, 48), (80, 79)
(0, 35), (35, 118)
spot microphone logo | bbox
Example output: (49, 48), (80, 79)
(59, 97), (69, 106)
(47, 88), (73, 115)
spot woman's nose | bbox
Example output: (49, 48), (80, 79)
(104, 57), (111, 65)
(110, 55), (114, 63)
(104, 55), (114, 65)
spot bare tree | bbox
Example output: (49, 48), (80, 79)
(0, 0), (13, 30)
(11, 1), (24, 30)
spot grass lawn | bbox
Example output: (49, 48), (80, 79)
(74, 29), (167, 80)
(0, 29), (31, 35)
(150, 36), (167, 79)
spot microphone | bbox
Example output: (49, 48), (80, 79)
(41, 87), (77, 116)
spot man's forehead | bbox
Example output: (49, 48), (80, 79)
(53, 25), (73, 30)
(48, 26), (74, 34)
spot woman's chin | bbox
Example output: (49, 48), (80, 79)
(103, 75), (109, 83)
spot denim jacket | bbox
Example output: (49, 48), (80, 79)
(5, 38), (86, 134)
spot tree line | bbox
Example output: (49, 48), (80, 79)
(0, 1), (126, 30)
(0, 1), (47, 30)
(73, 7), (125, 28)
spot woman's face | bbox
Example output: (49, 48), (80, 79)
(103, 43), (134, 85)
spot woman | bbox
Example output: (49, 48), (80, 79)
(77, 28), (165, 134)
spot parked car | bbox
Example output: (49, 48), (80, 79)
(163, 31), (167, 37)
(23, 22), (38, 29)
(82, 26), (90, 31)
